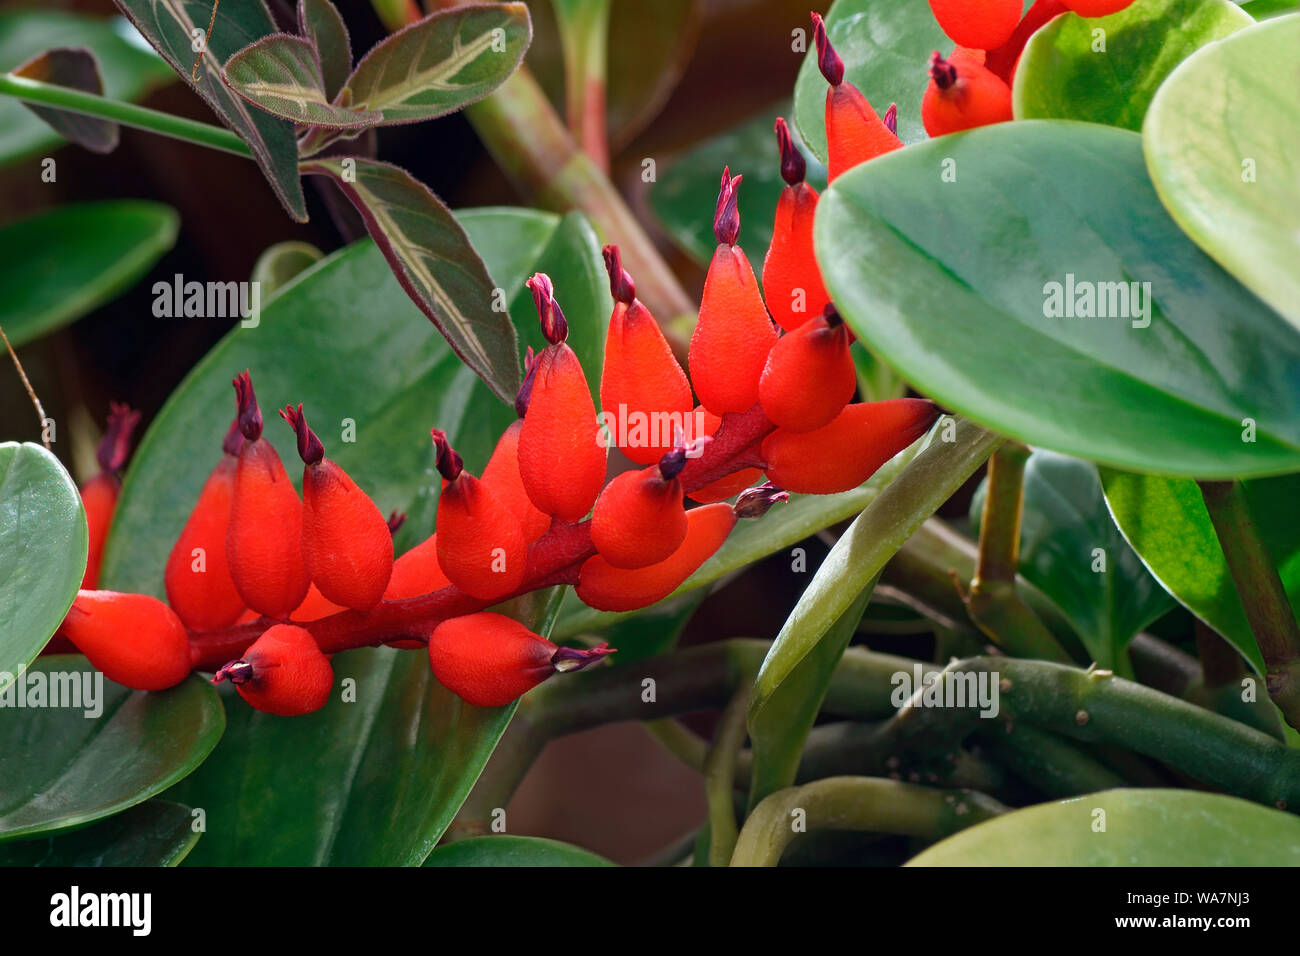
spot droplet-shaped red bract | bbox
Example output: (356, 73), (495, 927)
(428, 612), (558, 707)
(590, 466), (688, 569)
(577, 503), (736, 612)
(758, 311), (856, 433)
(764, 180), (828, 332)
(227, 437), (311, 618)
(922, 50), (1013, 137)
(929, 0), (1021, 51)
(436, 473), (528, 601)
(690, 244), (778, 416)
(79, 473), (118, 590)
(61, 590), (192, 691)
(762, 399), (940, 494)
(218, 624), (333, 717)
(165, 455), (245, 631)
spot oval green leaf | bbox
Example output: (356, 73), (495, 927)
(1014, 0), (1252, 131)
(424, 834), (616, 867)
(1144, 14), (1300, 328)
(816, 121), (1300, 479)
(1100, 469), (1300, 671)
(341, 3), (532, 125)
(0, 200), (179, 347)
(791, 0), (948, 162)
(971, 450), (1175, 669)
(299, 0), (352, 101)
(908, 788), (1300, 865)
(223, 33), (382, 128)
(0, 657), (223, 842)
(0, 443), (86, 686)
(0, 800), (199, 866)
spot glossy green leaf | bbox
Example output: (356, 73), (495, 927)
(747, 583), (874, 810)
(651, 101), (825, 267)
(424, 834), (616, 866)
(249, 239), (324, 297)
(342, 3), (532, 125)
(303, 157), (522, 405)
(0, 10), (173, 165)
(971, 451), (1175, 669)
(0, 800), (199, 867)
(1014, 0), (1251, 131)
(1100, 470), (1300, 671)
(1241, 0), (1299, 17)
(908, 789), (1300, 865)
(792, 0), (947, 162)
(13, 47), (119, 153)
(0, 657), (223, 842)
(0, 201), (179, 347)
(0, 444), (86, 688)
(816, 121), (1300, 479)
(299, 0), (352, 100)
(1144, 15), (1300, 327)
(223, 33), (381, 128)
(115, 0), (307, 221)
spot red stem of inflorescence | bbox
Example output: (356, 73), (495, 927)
(186, 406), (778, 670)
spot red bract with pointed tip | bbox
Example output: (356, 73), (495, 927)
(590, 447), (689, 570)
(763, 119), (830, 333)
(432, 429), (527, 601)
(60, 590), (191, 691)
(213, 624), (333, 716)
(281, 403), (392, 610)
(759, 306), (856, 433)
(923, 50), (1013, 136)
(599, 245), (693, 465)
(690, 169), (778, 416)
(226, 372), (311, 618)
(517, 274), (607, 522)
(429, 612), (614, 707)
(577, 503), (736, 612)
(812, 13), (903, 180)
(929, 0), (1021, 51)
(165, 421), (246, 631)
(481, 419), (551, 542)
(763, 399), (941, 494)
(80, 403), (141, 588)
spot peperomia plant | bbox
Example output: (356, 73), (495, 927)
(0, 0), (1299, 875)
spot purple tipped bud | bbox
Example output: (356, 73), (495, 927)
(812, 13), (844, 87)
(278, 403), (325, 466)
(734, 482), (790, 518)
(602, 244), (636, 305)
(551, 642), (616, 673)
(775, 117), (805, 186)
(431, 428), (463, 482)
(232, 370), (263, 441)
(884, 103), (898, 135)
(930, 52), (957, 91)
(527, 273), (569, 345)
(212, 658), (255, 685)
(713, 166), (743, 247)
(221, 416), (245, 457)
(95, 402), (141, 474)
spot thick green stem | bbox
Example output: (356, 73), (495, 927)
(705, 685), (750, 866)
(0, 74), (252, 158)
(974, 722), (1125, 798)
(552, 0), (611, 171)
(729, 777), (1007, 867)
(1199, 480), (1300, 731)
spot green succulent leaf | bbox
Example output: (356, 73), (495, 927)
(0, 443), (86, 688)
(815, 121), (1300, 479)
(0, 800), (199, 866)
(1143, 13), (1300, 328)
(1014, 0), (1252, 131)
(0, 658), (223, 842)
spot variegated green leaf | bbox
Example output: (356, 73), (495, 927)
(223, 33), (380, 128)
(302, 156), (521, 404)
(341, 2), (532, 126)
(298, 0), (351, 100)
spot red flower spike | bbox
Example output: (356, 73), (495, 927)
(577, 502), (736, 612)
(923, 50), (1013, 137)
(759, 304), (857, 432)
(518, 274), (607, 522)
(814, 14), (903, 180)
(685, 407), (765, 503)
(80, 403), (141, 589)
(986, 0), (1067, 83)
(385, 532), (452, 601)
(280, 404), (393, 610)
(60, 590), (191, 691)
(226, 373), (311, 619)
(762, 399), (941, 494)
(213, 623), (333, 716)
(481, 419), (551, 542)
(928, 0), (1021, 51)
(690, 173), (779, 416)
(428, 612), (615, 708)
(165, 421), (246, 631)
(590, 459), (688, 570)
(1062, 0), (1133, 15)
(433, 430), (528, 601)
(764, 121), (830, 333)
(600, 245), (694, 465)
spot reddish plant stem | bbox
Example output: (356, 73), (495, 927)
(188, 405), (777, 669)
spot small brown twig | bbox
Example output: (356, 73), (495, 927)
(0, 324), (51, 451)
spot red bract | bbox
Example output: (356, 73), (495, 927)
(929, 0), (1022, 51)
(213, 624), (333, 716)
(763, 119), (829, 333)
(759, 305), (856, 433)
(80, 402), (141, 589)
(812, 13), (903, 180)
(61, 590), (191, 691)
(590, 442), (693, 570)
(922, 49), (1014, 137)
